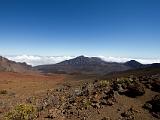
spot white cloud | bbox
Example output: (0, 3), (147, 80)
(4, 55), (160, 66)
(98, 56), (160, 64)
(5, 55), (75, 66)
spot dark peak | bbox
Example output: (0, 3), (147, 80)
(124, 60), (143, 69)
(57, 55), (107, 66)
(126, 60), (141, 64)
(76, 55), (86, 58)
(75, 55), (104, 61)
(74, 55), (89, 60)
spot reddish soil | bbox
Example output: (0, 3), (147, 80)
(0, 72), (66, 97)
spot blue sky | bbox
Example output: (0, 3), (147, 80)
(0, 0), (160, 58)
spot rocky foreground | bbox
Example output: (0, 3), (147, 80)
(1, 74), (160, 120)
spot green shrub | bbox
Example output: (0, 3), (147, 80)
(117, 78), (132, 85)
(100, 80), (110, 87)
(4, 104), (37, 120)
(83, 99), (91, 109)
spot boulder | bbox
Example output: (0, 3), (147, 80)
(151, 80), (160, 92)
(143, 94), (160, 118)
(125, 82), (145, 97)
(120, 107), (137, 120)
(151, 95), (160, 112)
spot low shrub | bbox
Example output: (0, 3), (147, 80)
(4, 104), (37, 120)
(100, 80), (110, 87)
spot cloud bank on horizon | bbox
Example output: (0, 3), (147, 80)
(5, 55), (160, 66)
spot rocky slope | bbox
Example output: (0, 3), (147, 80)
(0, 56), (34, 73)
(1, 70), (160, 120)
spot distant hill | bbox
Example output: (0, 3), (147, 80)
(0, 56), (35, 73)
(56, 56), (107, 66)
(149, 63), (160, 68)
(35, 56), (138, 74)
(102, 65), (160, 80)
(124, 60), (144, 69)
(35, 56), (160, 75)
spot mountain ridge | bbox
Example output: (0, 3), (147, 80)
(1, 55), (159, 75)
(35, 55), (155, 74)
(0, 56), (35, 73)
